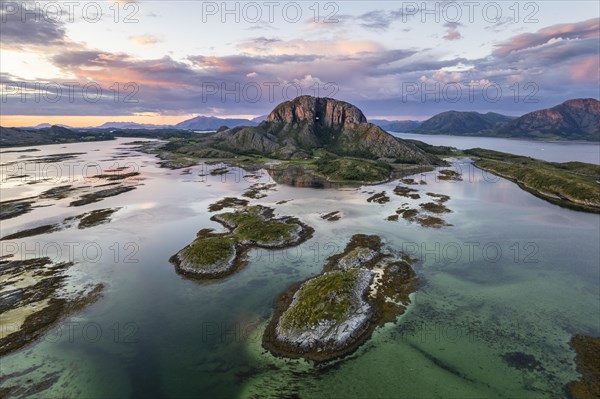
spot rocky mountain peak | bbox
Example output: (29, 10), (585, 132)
(266, 96), (367, 128)
(560, 98), (600, 112)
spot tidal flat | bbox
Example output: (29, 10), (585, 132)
(0, 139), (598, 398)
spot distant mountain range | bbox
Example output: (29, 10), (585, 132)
(411, 112), (514, 135)
(93, 116), (259, 130)
(411, 98), (599, 141)
(495, 98), (600, 140)
(9, 98), (600, 142)
(21, 117), (261, 131)
(371, 120), (422, 132)
(174, 116), (257, 130)
(0, 125), (113, 147)
(97, 122), (169, 129)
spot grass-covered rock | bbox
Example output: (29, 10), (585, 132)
(263, 234), (418, 361)
(466, 148), (600, 213)
(170, 205), (313, 279)
(315, 157), (392, 182)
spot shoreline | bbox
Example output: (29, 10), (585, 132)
(472, 161), (600, 214)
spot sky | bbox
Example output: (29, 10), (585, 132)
(1, 0), (599, 127)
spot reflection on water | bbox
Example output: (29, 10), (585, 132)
(0, 139), (598, 398)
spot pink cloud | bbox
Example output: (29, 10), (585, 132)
(494, 18), (599, 56)
(443, 30), (462, 41)
(570, 55), (600, 82)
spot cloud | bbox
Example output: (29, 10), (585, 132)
(569, 55), (599, 82)
(494, 18), (599, 56)
(3, 10), (598, 121)
(357, 8), (415, 31)
(442, 21), (463, 41)
(443, 29), (462, 41)
(129, 34), (160, 47)
(0, 0), (66, 49)
(237, 38), (384, 56)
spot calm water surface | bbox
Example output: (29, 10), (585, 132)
(391, 132), (600, 164)
(0, 138), (598, 398)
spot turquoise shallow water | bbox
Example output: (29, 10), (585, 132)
(0, 139), (598, 398)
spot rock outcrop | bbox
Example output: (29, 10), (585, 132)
(263, 234), (419, 361)
(204, 96), (439, 163)
(170, 204), (313, 279)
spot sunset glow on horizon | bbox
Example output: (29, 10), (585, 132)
(2, 1), (599, 127)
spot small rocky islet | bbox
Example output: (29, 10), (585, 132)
(169, 201), (313, 279)
(262, 234), (418, 362)
(0, 208), (121, 241)
(0, 255), (104, 356)
(384, 185), (453, 228)
(566, 335), (600, 399)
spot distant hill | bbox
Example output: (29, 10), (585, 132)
(19, 123), (72, 129)
(496, 98), (600, 141)
(17, 117), (262, 131)
(97, 122), (169, 129)
(0, 125), (114, 147)
(175, 116), (257, 130)
(372, 120), (422, 132)
(409, 99), (600, 141)
(412, 111), (514, 135)
(251, 115), (268, 123)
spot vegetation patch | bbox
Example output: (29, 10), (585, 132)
(321, 211), (341, 221)
(263, 234), (418, 362)
(39, 185), (80, 200)
(393, 185), (418, 198)
(70, 208), (120, 229)
(208, 197), (249, 212)
(0, 200), (35, 220)
(0, 224), (62, 241)
(402, 209), (418, 219)
(69, 186), (136, 207)
(1, 208), (120, 241)
(466, 148), (600, 213)
(366, 191), (390, 204)
(279, 269), (363, 330)
(91, 172), (140, 181)
(210, 167), (230, 176)
(0, 256), (103, 356)
(420, 202), (452, 213)
(415, 215), (450, 228)
(426, 192), (450, 203)
(315, 157), (392, 182)
(170, 205), (313, 279)
(243, 183), (276, 199)
(437, 169), (463, 181)
(181, 236), (236, 271)
(566, 335), (600, 399)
